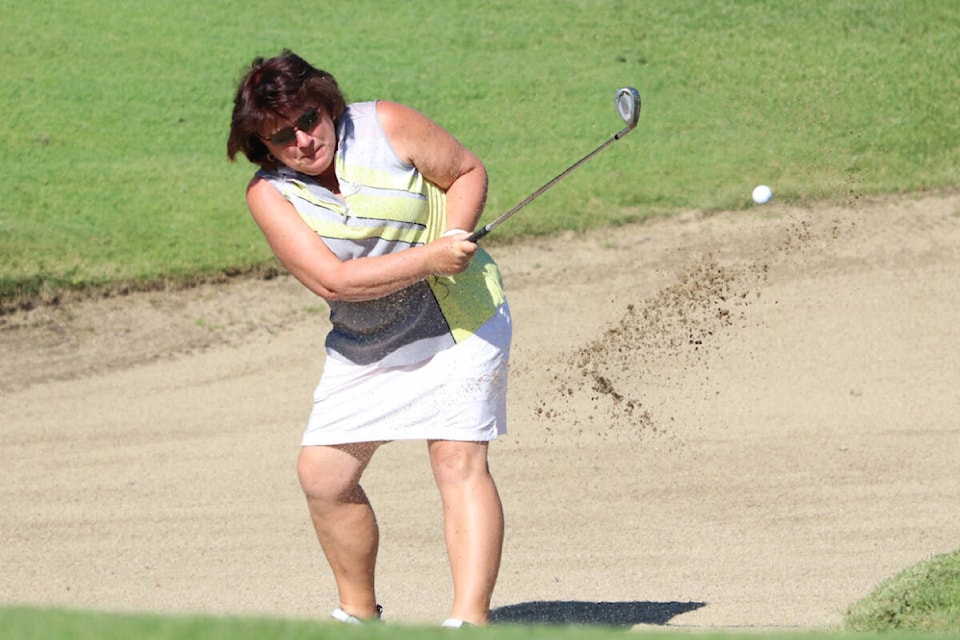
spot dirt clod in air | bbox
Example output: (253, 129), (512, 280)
(531, 212), (845, 442)
(533, 252), (772, 441)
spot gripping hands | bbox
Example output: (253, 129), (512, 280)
(430, 230), (477, 277)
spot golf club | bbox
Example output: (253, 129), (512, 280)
(467, 87), (641, 242)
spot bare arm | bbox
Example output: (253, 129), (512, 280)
(245, 101), (485, 302)
(246, 178), (474, 302)
(376, 101), (488, 234)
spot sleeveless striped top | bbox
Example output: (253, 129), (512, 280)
(257, 101), (506, 367)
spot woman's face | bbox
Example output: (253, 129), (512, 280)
(261, 104), (337, 176)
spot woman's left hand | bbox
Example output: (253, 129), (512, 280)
(430, 233), (478, 276)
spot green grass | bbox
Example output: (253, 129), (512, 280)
(845, 549), (960, 633)
(1, 603), (959, 640)
(0, 607), (650, 640)
(2, 0), (959, 309)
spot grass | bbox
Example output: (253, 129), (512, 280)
(0, 607), (654, 640)
(845, 549), (960, 633)
(2, 0), (959, 309)
(1, 601), (959, 640)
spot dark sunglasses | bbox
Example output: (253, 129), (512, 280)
(265, 107), (320, 146)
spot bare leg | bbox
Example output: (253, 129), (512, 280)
(428, 439), (504, 626)
(297, 442), (382, 619)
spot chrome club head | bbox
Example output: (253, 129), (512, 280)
(616, 87), (641, 129)
(468, 85), (643, 242)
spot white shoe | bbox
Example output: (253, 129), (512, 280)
(331, 605), (383, 624)
(441, 618), (477, 629)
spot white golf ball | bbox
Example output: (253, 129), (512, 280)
(752, 185), (773, 204)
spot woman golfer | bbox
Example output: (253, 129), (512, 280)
(227, 50), (510, 629)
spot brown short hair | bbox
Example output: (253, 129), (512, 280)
(227, 50), (346, 170)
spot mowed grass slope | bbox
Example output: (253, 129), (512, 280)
(845, 549), (960, 633)
(1, 1), (958, 308)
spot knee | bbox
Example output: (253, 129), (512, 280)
(430, 441), (491, 488)
(297, 450), (360, 506)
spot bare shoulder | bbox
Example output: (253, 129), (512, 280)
(375, 100), (457, 169)
(374, 100), (426, 125)
(245, 175), (286, 216)
(375, 100), (443, 140)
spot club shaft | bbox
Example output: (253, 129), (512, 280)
(468, 125), (632, 242)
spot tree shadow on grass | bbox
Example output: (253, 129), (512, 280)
(490, 600), (706, 628)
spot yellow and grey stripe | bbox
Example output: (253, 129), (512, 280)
(258, 101), (504, 366)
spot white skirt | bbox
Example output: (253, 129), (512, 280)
(302, 303), (511, 445)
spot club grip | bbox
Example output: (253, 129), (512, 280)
(467, 226), (491, 243)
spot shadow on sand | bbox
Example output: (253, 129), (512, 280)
(490, 600), (706, 627)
